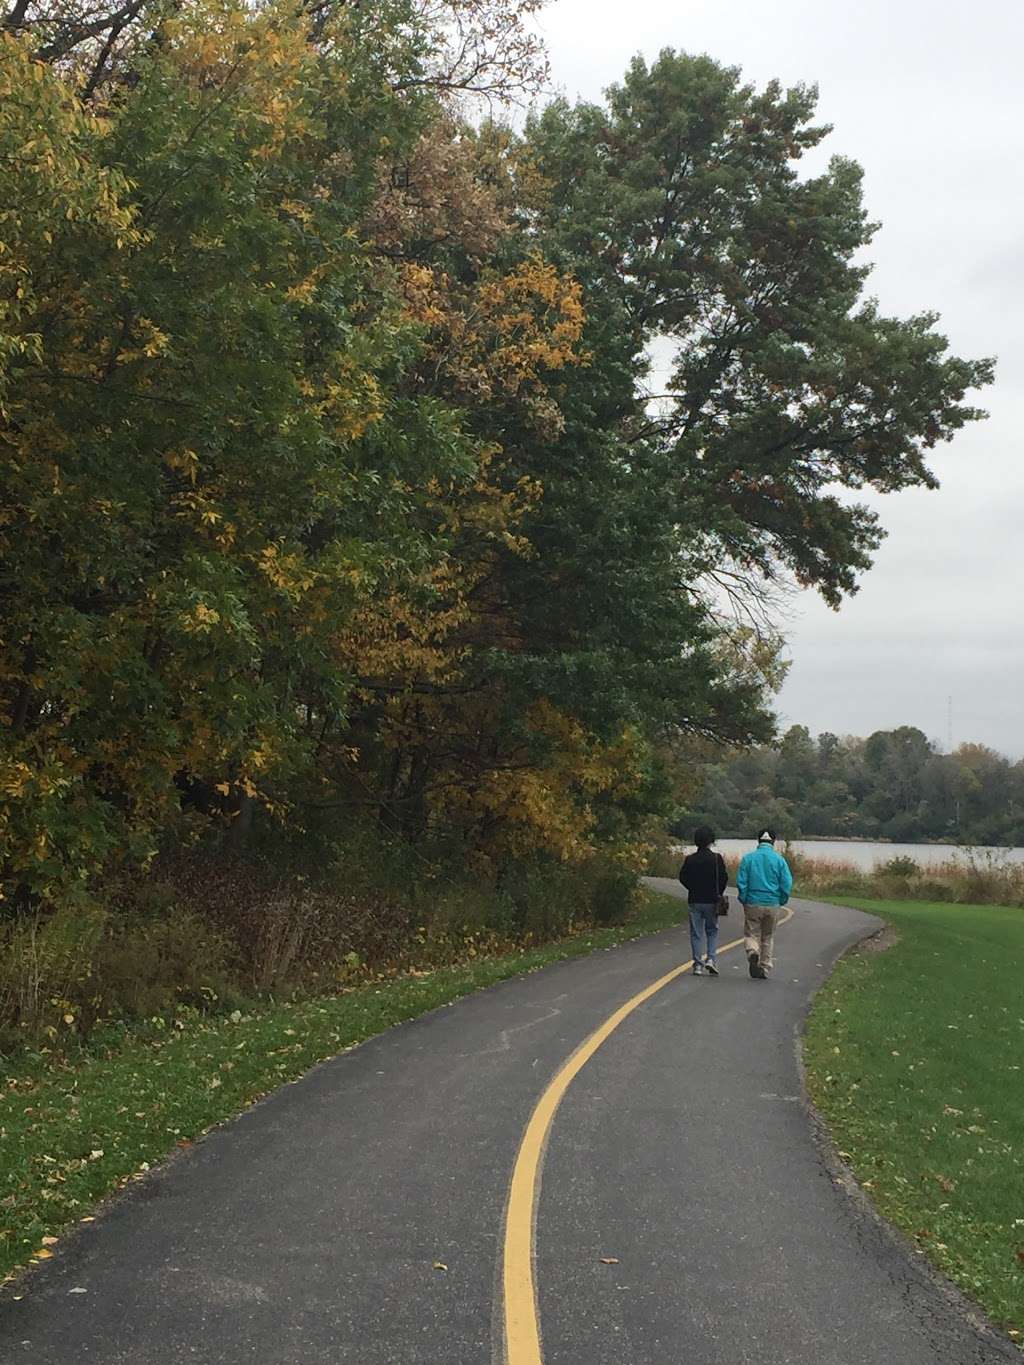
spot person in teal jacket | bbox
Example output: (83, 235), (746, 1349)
(736, 829), (793, 979)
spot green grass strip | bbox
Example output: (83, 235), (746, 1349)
(0, 889), (683, 1283)
(804, 898), (1024, 1341)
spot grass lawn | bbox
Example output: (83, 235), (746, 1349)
(0, 889), (684, 1285)
(804, 898), (1024, 1341)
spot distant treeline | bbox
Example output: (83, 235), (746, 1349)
(676, 726), (1024, 847)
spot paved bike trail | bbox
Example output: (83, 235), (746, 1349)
(0, 883), (1017, 1363)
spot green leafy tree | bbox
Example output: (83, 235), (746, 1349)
(523, 51), (993, 609)
(0, 30), (1002, 929)
(0, 3), (506, 907)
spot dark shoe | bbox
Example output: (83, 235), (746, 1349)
(748, 951), (760, 978)
(704, 958), (719, 976)
(754, 965), (768, 979)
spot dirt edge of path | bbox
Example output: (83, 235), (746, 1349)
(854, 920), (901, 954)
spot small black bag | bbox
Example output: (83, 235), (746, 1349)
(716, 851), (729, 914)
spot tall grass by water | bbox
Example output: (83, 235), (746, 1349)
(786, 847), (1024, 908)
(648, 840), (1024, 908)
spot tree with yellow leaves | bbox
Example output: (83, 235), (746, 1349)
(0, 9), (992, 951)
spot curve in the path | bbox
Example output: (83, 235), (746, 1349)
(0, 884), (1017, 1365)
(501, 909), (792, 1364)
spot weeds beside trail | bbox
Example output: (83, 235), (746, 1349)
(804, 898), (1024, 1340)
(648, 842), (1024, 908)
(789, 848), (1024, 907)
(0, 889), (684, 1285)
(0, 844), (643, 1052)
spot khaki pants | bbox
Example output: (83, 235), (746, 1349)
(743, 903), (779, 972)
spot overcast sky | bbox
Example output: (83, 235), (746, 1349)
(531, 0), (1023, 758)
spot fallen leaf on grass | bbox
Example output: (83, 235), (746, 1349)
(599, 1257), (619, 1265)
(41, 1236), (58, 1246)
(34, 1249), (53, 1260)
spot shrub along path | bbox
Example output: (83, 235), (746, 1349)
(0, 892), (687, 1282)
(0, 886), (1019, 1363)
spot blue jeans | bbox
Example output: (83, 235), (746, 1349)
(689, 903), (719, 964)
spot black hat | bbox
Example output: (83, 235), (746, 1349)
(757, 829), (776, 843)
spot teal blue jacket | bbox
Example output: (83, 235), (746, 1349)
(737, 843), (793, 907)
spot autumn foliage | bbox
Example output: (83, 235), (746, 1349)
(0, 3), (992, 1038)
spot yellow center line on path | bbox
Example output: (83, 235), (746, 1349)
(500, 907), (794, 1365)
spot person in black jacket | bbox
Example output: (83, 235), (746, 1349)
(678, 826), (729, 976)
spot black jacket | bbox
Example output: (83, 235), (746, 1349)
(679, 846), (728, 907)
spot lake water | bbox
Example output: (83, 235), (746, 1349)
(708, 838), (1024, 871)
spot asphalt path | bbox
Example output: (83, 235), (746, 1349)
(0, 882), (1018, 1364)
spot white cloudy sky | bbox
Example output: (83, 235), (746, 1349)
(530, 0), (1023, 756)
